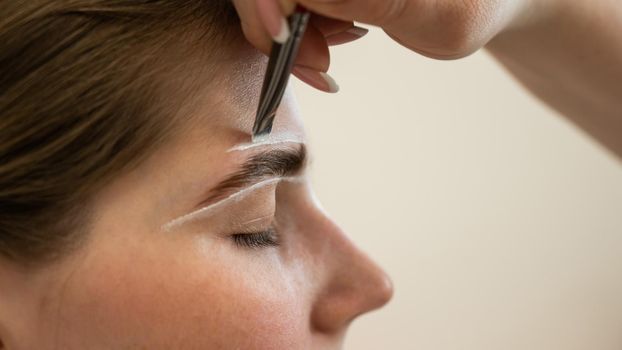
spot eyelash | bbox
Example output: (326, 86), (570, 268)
(231, 228), (280, 249)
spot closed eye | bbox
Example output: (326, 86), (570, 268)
(231, 228), (279, 249)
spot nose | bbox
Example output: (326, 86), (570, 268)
(307, 211), (394, 333)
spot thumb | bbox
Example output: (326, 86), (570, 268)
(295, 0), (410, 26)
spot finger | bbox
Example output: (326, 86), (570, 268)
(296, 0), (410, 26)
(326, 26), (369, 46)
(311, 15), (368, 46)
(256, 0), (291, 43)
(291, 23), (339, 92)
(294, 22), (330, 73)
(310, 15), (354, 37)
(293, 66), (339, 93)
(233, 0), (273, 54)
(236, 0), (338, 92)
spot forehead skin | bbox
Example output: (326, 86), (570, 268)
(11, 44), (311, 349)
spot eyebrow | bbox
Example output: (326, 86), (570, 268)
(198, 144), (307, 207)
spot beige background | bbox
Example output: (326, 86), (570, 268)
(293, 27), (622, 350)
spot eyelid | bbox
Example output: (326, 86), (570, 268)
(161, 176), (302, 232)
(162, 177), (279, 232)
(225, 214), (275, 235)
(236, 215), (274, 226)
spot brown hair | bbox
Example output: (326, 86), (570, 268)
(0, 1), (240, 267)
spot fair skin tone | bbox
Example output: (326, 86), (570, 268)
(2, 0), (618, 347)
(235, 0), (622, 158)
(0, 47), (392, 349)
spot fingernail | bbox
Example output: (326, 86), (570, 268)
(319, 72), (340, 93)
(326, 26), (369, 46)
(346, 26), (369, 37)
(257, 0), (290, 44)
(293, 66), (340, 93)
(274, 17), (291, 44)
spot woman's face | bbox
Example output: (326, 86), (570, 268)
(0, 63), (392, 349)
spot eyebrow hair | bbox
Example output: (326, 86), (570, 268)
(200, 144), (307, 206)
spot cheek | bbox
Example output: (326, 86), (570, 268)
(49, 237), (311, 349)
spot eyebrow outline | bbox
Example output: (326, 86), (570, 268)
(198, 144), (307, 208)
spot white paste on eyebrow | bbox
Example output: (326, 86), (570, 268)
(228, 130), (305, 152)
(228, 138), (303, 152)
(161, 176), (300, 232)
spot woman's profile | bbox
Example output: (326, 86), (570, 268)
(0, 1), (392, 348)
(3, 0), (621, 347)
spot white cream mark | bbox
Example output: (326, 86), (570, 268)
(229, 130), (304, 152)
(238, 215), (273, 226)
(162, 176), (300, 232)
(228, 138), (304, 152)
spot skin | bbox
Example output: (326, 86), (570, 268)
(0, 43), (392, 349)
(235, 0), (622, 158)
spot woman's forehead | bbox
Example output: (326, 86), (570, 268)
(175, 45), (305, 142)
(166, 87), (306, 192)
(207, 85), (305, 140)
